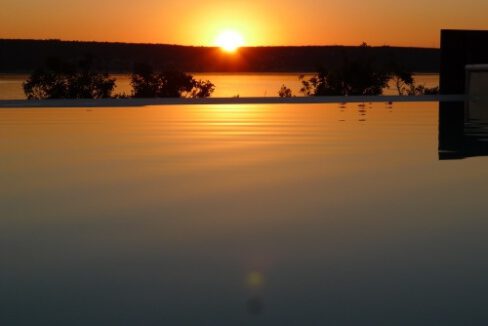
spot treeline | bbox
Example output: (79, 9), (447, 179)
(23, 50), (438, 100)
(0, 39), (440, 73)
(23, 57), (215, 99)
(279, 43), (439, 97)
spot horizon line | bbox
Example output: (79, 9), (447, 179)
(0, 38), (441, 50)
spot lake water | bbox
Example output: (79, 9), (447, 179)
(0, 73), (439, 99)
(1, 102), (488, 325)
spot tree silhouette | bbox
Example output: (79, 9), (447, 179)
(131, 63), (215, 98)
(190, 80), (216, 98)
(390, 66), (439, 95)
(300, 65), (390, 96)
(278, 85), (293, 97)
(23, 56), (116, 99)
(300, 47), (439, 97)
(300, 47), (390, 96)
(390, 66), (415, 95)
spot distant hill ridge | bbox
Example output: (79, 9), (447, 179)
(0, 39), (440, 73)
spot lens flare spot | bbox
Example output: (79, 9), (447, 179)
(246, 272), (264, 288)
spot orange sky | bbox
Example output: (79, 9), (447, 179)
(1, 0), (488, 47)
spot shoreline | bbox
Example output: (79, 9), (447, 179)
(0, 95), (465, 108)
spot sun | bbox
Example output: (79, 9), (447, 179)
(215, 30), (245, 53)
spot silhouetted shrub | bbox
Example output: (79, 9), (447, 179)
(421, 86), (439, 95)
(391, 68), (415, 95)
(23, 57), (116, 99)
(301, 48), (439, 97)
(130, 64), (215, 98)
(390, 67), (440, 95)
(407, 84), (440, 95)
(278, 85), (293, 97)
(190, 80), (216, 98)
(300, 66), (390, 96)
(300, 46), (390, 96)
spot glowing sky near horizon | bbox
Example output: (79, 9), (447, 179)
(1, 0), (488, 47)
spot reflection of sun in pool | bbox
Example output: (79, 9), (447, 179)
(215, 30), (245, 52)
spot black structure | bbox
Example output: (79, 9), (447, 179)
(439, 30), (488, 160)
(439, 101), (488, 160)
(440, 29), (488, 95)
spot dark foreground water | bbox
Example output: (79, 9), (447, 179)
(1, 103), (488, 325)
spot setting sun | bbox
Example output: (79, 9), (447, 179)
(215, 30), (244, 52)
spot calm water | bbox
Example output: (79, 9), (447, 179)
(0, 73), (439, 99)
(1, 103), (488, 325)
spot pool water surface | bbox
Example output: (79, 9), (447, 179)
(1, 102), (488, 325)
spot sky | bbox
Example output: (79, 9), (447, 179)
(1, 0), (488, 47)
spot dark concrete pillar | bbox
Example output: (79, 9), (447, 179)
(438, 30), (488, 160)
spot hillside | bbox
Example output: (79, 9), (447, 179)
(0, 39), (440, 73)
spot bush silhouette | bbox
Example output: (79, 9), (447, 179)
(390, 66), (440, 95)
(190, 80), (216, 98)
(300, 59), (390, 96)
(300, 49), (439, 97)
(391, 67), (415, 95)
(131, 64), (215, 98)
(23, 56), (116, 99)
(278, 85), (293, 97)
